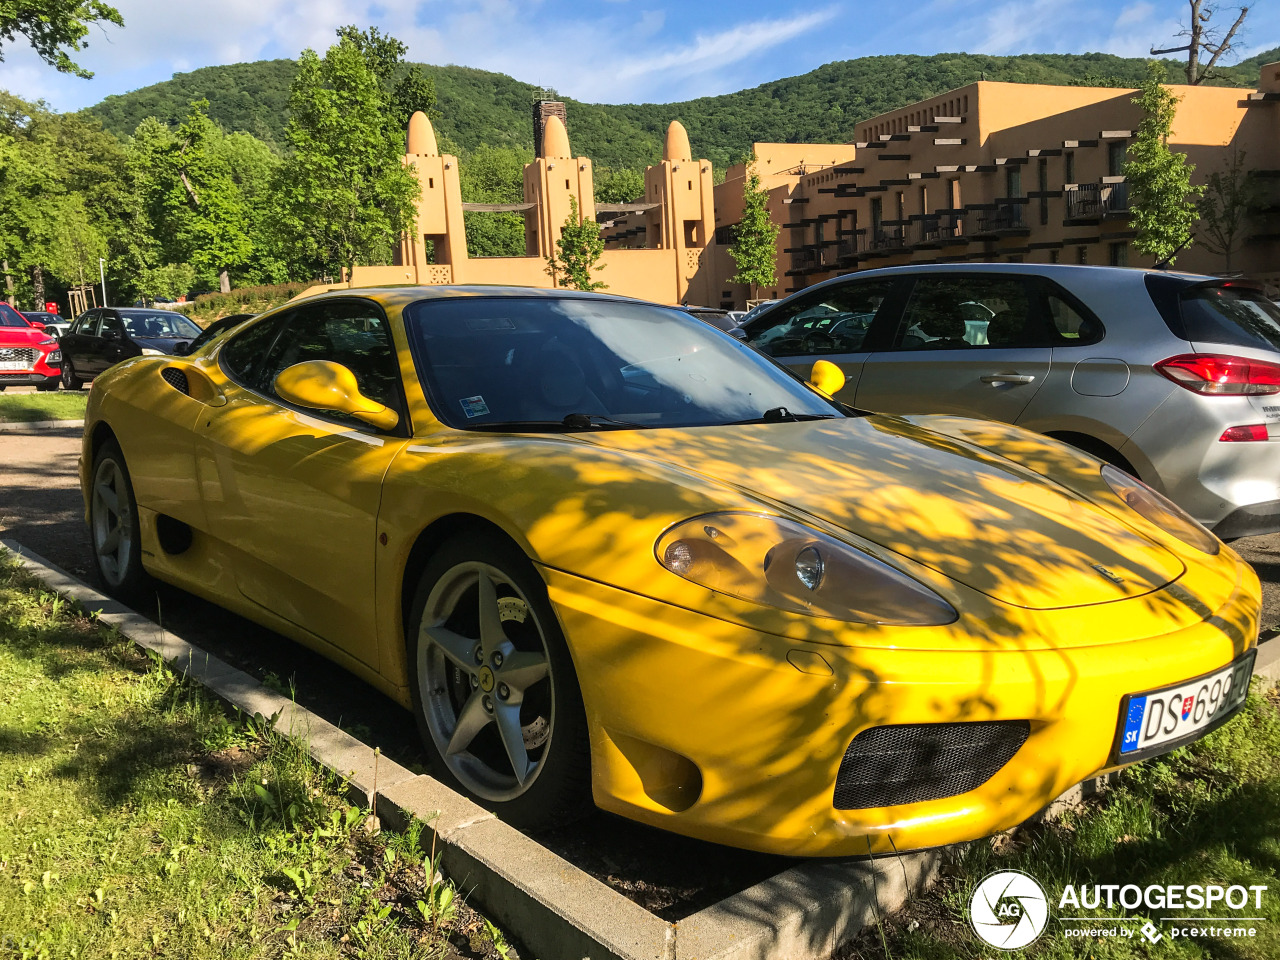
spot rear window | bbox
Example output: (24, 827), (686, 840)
(0, 303), (26, 327)
(1146, 274), (1280, 352)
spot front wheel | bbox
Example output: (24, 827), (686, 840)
(62, 362), (83, 391)
(407, 532), (591, 829)
(90, 441), (147, 598)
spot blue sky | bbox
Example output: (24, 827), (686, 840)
(0, 0), (1276, 112)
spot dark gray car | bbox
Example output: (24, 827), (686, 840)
(741, 263), (1280, 538)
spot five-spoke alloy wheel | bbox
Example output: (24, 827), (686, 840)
(90, 441), (145, 596)
(408, 533), (590, 827)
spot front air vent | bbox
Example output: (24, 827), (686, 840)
(161, 367), (190, 395)
(834, 721), (1030, 809)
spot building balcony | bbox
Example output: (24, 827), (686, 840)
(915, 214), (967, 246)
(1066, 180), (1130, 223)
(869, 227), (905, 250)
(975, 205), (1027, 236)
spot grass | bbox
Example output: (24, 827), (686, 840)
(0, 553), (518, 959)
(838, 677), (1280, 960)
(0, 391), (88, 422)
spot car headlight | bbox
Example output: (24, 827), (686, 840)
(656, 512), (957, 625)
(1101, 464), (1220, 555)
(47, 350), (61, 362)
(140, 347), (164, 356)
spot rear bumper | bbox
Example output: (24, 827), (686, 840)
(1213, 499), (1280, 540)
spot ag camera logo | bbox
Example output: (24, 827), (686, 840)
(970, 870), (1050, 949)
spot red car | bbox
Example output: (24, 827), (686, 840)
(0, 302), (60, 391)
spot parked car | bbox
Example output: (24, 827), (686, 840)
(60, 307), (201, 390)
(82, 285), (1259, 856)
(0, 301), (60, 391)
(176, 313), (255, 355)
(740, 264), (1280, 540)
(22, 311), (69, 338)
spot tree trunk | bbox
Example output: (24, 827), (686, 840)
(2, 260), (12, 306)
(1187, 0), (1202, 83)
(218, 269), (230, 294)
(32, 265), (45, 306)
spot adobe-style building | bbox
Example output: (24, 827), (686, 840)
(709, 65), (1280, 308)
(342, 108), (718, 306)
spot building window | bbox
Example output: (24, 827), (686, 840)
(896, 191), (905, 224)
(1038, 158), (1049, 225)
(1109, 241), (1129, 266)
(1049, 248), (1061, 264)
(1077, 245), (1088, 265)
(1108, 141), (1127, 178)
(871, 197), (883, 235)
(919, 184), (929, 216)
(814, 221), (824, 247)
(1006, 167), (1021, 199)
(950, 178), (962, 209)
(1064, 151), (1075, 185)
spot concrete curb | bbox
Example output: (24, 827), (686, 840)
(0, 418), (84, 432)
(4, 537), (1277, 960)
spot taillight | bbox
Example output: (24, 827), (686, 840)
(1155, 354), (1280, 395)
(1220, 424), (1270, 442)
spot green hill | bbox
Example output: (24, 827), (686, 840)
(84, 48), (1279, 170)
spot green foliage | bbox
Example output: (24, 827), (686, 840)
(728, 156), (779, 295)
(84, 49), (1279, 172)
(1198, 148), (1259, 272)
(594, 167), (645, 204)
(176, 281), (310, 321)
(460, 142), (530, 258)
(273, 36), (420, 281)
(135, 262), (197, 302)
(0, 0), (124, 78)
(546, 195), (604, 291)
(391, 64), (438, 132)
(1125, 62), (1203, 265)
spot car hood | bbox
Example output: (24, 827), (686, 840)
(0, 327), (51, 346)
(577, 415), (1186, 611)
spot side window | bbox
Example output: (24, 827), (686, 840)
(1047, 292), (1102, 344)
(893, 276), (1049, 350)
(746, 280), (895, 357)
(100, 311), (124, 338)
(257, 300), (402, 428)
(221, 313), (292, 392)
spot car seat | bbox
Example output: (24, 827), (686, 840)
(917, 312), (969, 347)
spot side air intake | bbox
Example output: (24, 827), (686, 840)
(160, 367), (190, 395)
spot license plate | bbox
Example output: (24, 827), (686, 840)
(0, 360), (28, 370)
(1116, 650), (1256, 761)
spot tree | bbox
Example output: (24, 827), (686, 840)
(546, 196), (605, 291)
(135, 262), (197, 302)
(274, 36), (420, 282)
(728, 155), (780, 297)
(46, 193), (106, 293)
(1198, 148), (1258, 272)
(1151, 1), (1249, 85)
(1124, 63), (1203, 265)
(460, 143), (529, 258)
(594, 168), (645, 204)
(390, 65), (438, 132)
(0, 0), (123, 78)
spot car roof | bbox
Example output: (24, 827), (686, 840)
(290, 284), (655, 311)
(116, 307), (189, 315)
(801, 263), (1211, 287)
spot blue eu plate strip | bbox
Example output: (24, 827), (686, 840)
(1120, 696), (1147, 754)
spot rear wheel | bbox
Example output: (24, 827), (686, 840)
(62, 362), (83, 391)
(407, 532), (591, 828)
(90, 441), (147, 598)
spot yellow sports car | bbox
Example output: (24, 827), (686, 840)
(80, 286), (1260, 857)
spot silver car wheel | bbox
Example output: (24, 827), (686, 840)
(91, 456), (134, 589)
(417, 561), (554, 801)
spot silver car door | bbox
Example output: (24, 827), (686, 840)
(854, 274), (1053, 422)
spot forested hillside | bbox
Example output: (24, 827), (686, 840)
(86, 48), (1279, 171)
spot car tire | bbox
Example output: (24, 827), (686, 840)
(407, 531), (592, 829)
(62, 362), (83, 391)
(89, 440), (148, 599)
(36, 376), (58, 392)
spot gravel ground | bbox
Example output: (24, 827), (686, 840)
(2, 426), (1277, 920)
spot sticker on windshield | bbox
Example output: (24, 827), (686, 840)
(460, 396), (490, 418)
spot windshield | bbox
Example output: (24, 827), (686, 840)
(404, 295), (841, 430)
(122, 311), (200, 339)
(0, 304), (27, 327)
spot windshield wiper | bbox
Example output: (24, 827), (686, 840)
(727, 406), (838, 425)
(560, 413), (647, 430)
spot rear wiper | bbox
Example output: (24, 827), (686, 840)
(727, 406), (838, 425)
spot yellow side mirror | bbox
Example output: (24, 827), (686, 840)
(808, 359), (846, 398)
(274, 361), (400, 432)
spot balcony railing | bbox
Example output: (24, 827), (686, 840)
(1066, 183), (1101, 220)
(977, 205), (1024, 232)
(1103, 180), (1129, 216)
(916, 214), (965, 244)
(870, 227), (905, 250)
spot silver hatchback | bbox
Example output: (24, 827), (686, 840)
(740, 263), (1280, 539)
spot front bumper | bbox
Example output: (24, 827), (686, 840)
(543, 556), (1259, 857)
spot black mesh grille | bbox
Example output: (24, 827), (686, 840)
(161, 367), (189, 395)
(0, 347), (36, 364)
(834, 721), (1030, 809)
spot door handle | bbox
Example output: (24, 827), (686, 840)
(981, 373), (1036, 384)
